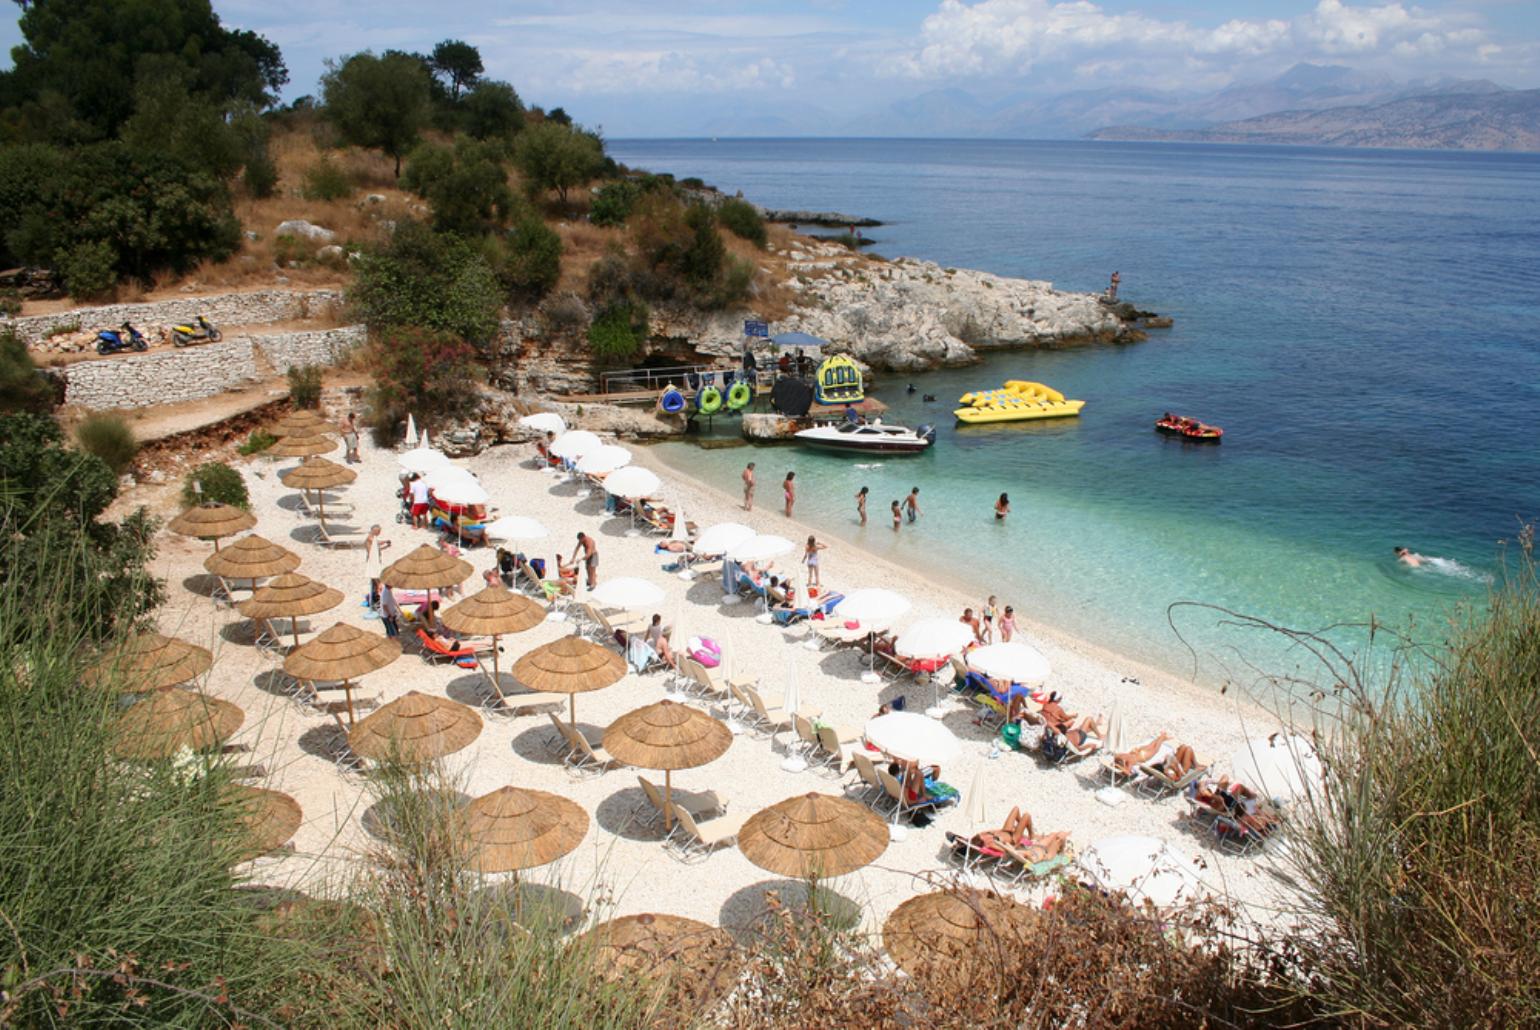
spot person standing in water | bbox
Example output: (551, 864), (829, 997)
(903, 487), (921, 524)
(855, 486), (869, 525)
(803, 535), (827, 589)
(995, 493), (1010, 520)
(742, 462), (756, 511)
(783, 472), (796, 517)
(890, 500), (902, 530)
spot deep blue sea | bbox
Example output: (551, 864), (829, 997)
(608, 138), (1540, 688)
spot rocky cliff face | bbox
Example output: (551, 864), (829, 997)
(492, 240), (1143, 393)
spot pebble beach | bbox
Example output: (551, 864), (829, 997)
(145, 427), (1304, 934)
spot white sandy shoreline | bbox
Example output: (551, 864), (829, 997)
(140, 428), (1301, 937)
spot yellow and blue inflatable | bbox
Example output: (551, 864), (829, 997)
(954, 380), (1085, 424)
(814, 355), (864, 405)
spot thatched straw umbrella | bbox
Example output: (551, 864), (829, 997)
(283, 622), (401, 725)
(572, 913), (740, 1003)
(882, 888), (1039, 984)
(438, 586), (544, 699)
(272, 410), (330, 436)
(279, 456), (357, 522)
(347, 690), (482, 764)
(112, 687), (244, 760)
(603, 701), (731, 831)
(267, 431), (338, 459)
(225, 784), (304, 861)
(203, 534), (299, 596)
(738, 793), (887, 880)
(512, 634), (626, 730)
(457, 785), (588, 875)
(169, 502), (256, 552)
(380, 544), (473, 593)
(238, 572), (343, 651)
(85, 631), (213, 693)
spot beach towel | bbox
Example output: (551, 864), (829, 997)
(626, 635), (658, 674)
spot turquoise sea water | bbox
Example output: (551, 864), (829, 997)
(608, 139), (1540, 687)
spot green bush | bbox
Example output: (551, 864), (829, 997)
(0, 287), (21, 317)
(273, 233), (312, 268)
(182, 461), (249, 509)
(349, 220), (502, 345)
(589, 180), (639, 227)
(242, 151), (279, 198)
(498, 214), (563, 303)
(587, 301), (648, 361)
(0, 328), (55, 413)
(402, 138), (514, 236)
(718, 197), (768, 248)
(237, 429), (276, 455)
(58, 240), (119, 300)
(286, 363), (324, 409)
(302, 156), (354, 201)
(75, 413), (137, 475)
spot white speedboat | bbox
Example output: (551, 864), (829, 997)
(794, 420), (937, 454)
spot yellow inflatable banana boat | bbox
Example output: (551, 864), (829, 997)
(954, 380), (1085, 424)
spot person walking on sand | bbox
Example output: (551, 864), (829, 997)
(855, 486), (869, 525)
(742, 462), (756, 511)
(783, 472), (796, 517)
(999, 605), (1017, 643)
(891, 500), (902, 531)
(363, 524), (391, 573)
(409, 474), (430, 530)
(903, 487), (921, 524)
(995, 493), (1010, 520)
(803, 535), (827, 589)
(569, 531), (599, 590)
(981, 595), (999, 644)
(342, 412), (361, 464)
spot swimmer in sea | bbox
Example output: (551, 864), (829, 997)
(1394, 546), (1424, 568)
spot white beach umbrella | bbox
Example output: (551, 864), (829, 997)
(576, 445), (632, 475)
(519, 412), (566, 435)
(423, 465), (477, 492)
(966, 759), (989, 829)
(695, 522), (754, 556)
(729, 535), (795, 564)
(398, 446), (451, 475)
(669, 507), (689, 544)
(604, 466), (661, 499)
(838, 588), (911, 627)
(432, 477), (490, 507)
(1230, 734), (1322, 804)
(550, 430), (602, 460)
(590, 576), (664, 610)
(483, 516), (549, 543)
(420, 429), (430, 448)
(966, 642), (1051, 685)
(779, 663), (807, 772)
(864, 711), (961, 766)
(1105, 701), (1127, 755)
(895, 618), (975, 660)
(1079, 835), (1207, 909)
(404, 413), (417, 448)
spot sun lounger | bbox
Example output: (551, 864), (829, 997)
(315, 521), (366, 548)
(745, 687), (819, 743)
(547, 714), (618, 774)
(770, 591), (845, 627)
(994, 840), (1075, 884)
(667, 806), (750, 862)
(814, 722), (861, 773)
(944, 831), (1007, 874)
(636, 776), (726, 836)
(1135, 757), (1211, 798)
(809, 621), (869, 649)
(415, 628), (485, 668)
(847, 750), (889, 808)
(1041, 728), (1100, 764)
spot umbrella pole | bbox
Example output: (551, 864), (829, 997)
(569, 694), (577, 731)
(664, 769), (673, 831)
(343, 678), (355, 726)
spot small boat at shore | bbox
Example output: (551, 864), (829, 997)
(794, 421), (936, 454)
(1155, 413), (1223, 442)
(955, 380), (1085, 424)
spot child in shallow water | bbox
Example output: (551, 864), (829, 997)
(891, 500), (902, 530)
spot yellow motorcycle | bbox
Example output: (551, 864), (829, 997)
(171, 314), (222, 347)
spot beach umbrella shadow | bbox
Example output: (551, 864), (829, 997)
(718, 879), (863, 943)
(509, 721), (602, 767)
(360, 789), (472, 842)
(684, 580), (728, 606)
(477, 880), (587, 933)
(296, 723), (348, 762)
(593, 784), (668, 842)
(182, 572), (226, 599)
(939, 708), (995, 743)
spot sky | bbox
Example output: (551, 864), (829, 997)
(4, 0), (1538, 135)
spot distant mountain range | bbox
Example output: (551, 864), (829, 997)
(1086, 88), (1540, 151)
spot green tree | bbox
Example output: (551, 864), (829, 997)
(402, 138), (514, 236)
(589, 179), (640, 228)
(349, 221), (502, 345)
(119, 59), (244, 178)
(366, 328), (482, 434)
(0, 0), (286, 144)
(513, 121), (604, 205)
(429, 39), (483, 102)
(321, 50), (433, 177)
(496, 214), (563, 304)
(461, 80), (524, 140)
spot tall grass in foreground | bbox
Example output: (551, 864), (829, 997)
(0, 529), (311, 1026)
(1276, 528), (1540, 1026)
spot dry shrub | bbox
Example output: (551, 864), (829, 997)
(555, 221), (627, 295)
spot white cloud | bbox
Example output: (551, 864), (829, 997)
(890, 0), (1516, 82)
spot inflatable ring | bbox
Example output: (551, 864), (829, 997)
(725, 381), (752, 411)
(697, 385), (723, 415)
(658, 385), (685, 414)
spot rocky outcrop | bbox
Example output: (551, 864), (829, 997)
(432, 389), (687, 457)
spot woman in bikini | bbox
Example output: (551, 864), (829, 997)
(998, 604), (1016, 642)
(783, 472), (796, 517)
(803, 535), (826, 588)
(995, 493), (1010, 520)
(855, 486), (868, 525)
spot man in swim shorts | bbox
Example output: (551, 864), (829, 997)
(570, 532), (599, 589)
(903, 487), (921, 524)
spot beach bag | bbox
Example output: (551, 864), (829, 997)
(1041, 733), (1068, 762)
(688, 636), (721, 668)
(1000, 722), (1022, 752)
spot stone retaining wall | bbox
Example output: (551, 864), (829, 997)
(9, 288), (345, 346)
(62, 325), (365, 410)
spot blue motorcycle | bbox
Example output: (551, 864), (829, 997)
(96, 322), (148, 355)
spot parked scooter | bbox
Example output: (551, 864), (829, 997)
(95, 322), (148, 355)
(171, 314), (222, 346)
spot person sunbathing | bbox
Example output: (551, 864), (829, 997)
(1114, 732), (1174, 776)
(1159, 744), (1199, 780)
(1194, 777), (1279, 834)
(644, 614), (677, 669)
(1007, 691), (1044, 725)
(1037, 694), (1076, 731)
(1058, 714), (1105, 751)
(970, 805), (1036, 851)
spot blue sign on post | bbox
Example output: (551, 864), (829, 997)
(743, 320), (769, 338)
